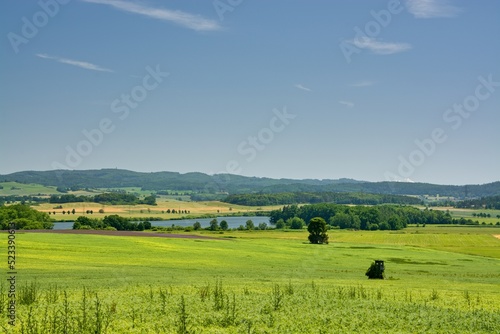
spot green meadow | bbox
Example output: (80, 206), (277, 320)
(2, 226), (500, 333)
(0, 182), (60, 196)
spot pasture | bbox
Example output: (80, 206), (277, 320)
(1, 226), (499, 333)
(0, 182), (60, 196)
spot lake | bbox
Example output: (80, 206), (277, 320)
(52, 216), (270, 230)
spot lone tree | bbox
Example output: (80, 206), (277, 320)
(288, 217), (305, 230)
(209, 219), (219, 231)
(220, 220), (228, 231)
(307, 217), (329, 244)
(245, 219), (254, 230)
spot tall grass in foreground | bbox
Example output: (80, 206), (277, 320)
(1, 280), (498, 333)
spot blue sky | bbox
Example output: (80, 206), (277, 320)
(1, 0), (499, 185)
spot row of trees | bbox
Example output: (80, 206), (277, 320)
(49, 209), (103, 215)
(454, 195), (500, 209)
(72, 217), (274, 232)
(162, 209), (190, 214)
(223, 192), (422, 207)
(73, 215), (152, 231)
(0, 204), (53, 230)
(269, 204), (455, 231)
(202, 219), (268, 231)
(472, 212), (499, 218)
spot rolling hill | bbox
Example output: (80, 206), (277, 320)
(1, 169), (499, 198)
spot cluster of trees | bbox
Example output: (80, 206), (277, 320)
(223, 192), (422, 206)
(0, 204), (53, 230)
(269, 204), (455, 231)
(454, 195), (500, 210)
(49, 193), (157, 205)
(73, 215), (152, 231)
(201, 218), (268, 231)
(49, 194), (91, 203)
(271, 215), (330, 244)
(274, 217), (305, 229)
(205, 219), (229, 231)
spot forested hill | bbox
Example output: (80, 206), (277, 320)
(1, 169), (360, 193)
(223, 192), (422, 206)
(1, 169), (499, 198)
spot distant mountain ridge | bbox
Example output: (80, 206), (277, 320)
(1, 169), (499, 198)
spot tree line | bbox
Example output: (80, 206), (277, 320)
(223, 192), (422, 206)
(454, 195), (500, 210)
(0, 195), (47, 205)
(269, 204), (456, 231)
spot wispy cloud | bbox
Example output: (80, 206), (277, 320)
(406, 0), (461, 18)
(339, 100), (354, 108)
(350, 37), (412, 55)
(294, 84), (312, 92)
(349, 80), (375, 88)
(81, 0), (221, 31)
(36, 54), (113, 72)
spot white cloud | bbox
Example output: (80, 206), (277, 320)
(406, 0), (461, 18)
(349, 80), (375, 88)
(36, 54), (113, 72)
(339, 100), (354, 108)
(294, 84), (312, 92)
(386, 175), (416, 183)
(351, 37), (412, 55)
(81, 0), (221, 31)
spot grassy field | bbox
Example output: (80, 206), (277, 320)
(333, 225), (500, 258)
(0, 182), (60, 196)
(439, 207), (500, 225)
(196, 225), (500, 258)
(1, 226), (499, 333)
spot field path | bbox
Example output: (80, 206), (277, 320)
(23, 229), (224, 240)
